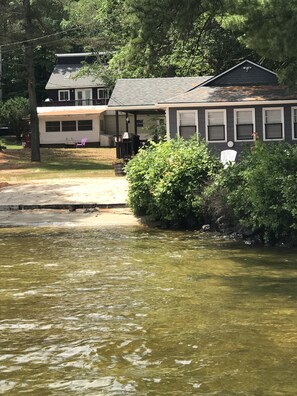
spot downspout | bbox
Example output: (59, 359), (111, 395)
(165, 107), (170, 140)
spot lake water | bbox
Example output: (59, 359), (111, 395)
(0, 227), (297, 395)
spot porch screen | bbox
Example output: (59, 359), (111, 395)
(78, 120), (93, 131)
(235, 110), (254, 140)
(207, 110), (225, 141)
(179, 111), (196, 140)
(46, 121), (60, 132)
(264, 109), (283, 139)
(62, 121), (77, 132)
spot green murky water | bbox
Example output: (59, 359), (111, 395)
(0, 227), (297, 395)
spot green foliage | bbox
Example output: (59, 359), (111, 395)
(66, 0), (260, 79)
(0, 0), (72, 100)
(0, 97), (29, 140)
(224, 0), (297, 86)
(209, 141), (297, 244)
(125, 138), (220, 227)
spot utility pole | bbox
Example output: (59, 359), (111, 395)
(23, 0), (40, 162)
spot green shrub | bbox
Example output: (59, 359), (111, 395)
(208, 141), (297, 245)
(0, 97), (29, 140)
(125, 138), (220, 227)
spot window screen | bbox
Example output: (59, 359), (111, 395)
(178, 111), (197, 139)
(264, 109), (283, 140)
(62, 121), (76, 132)
(78, 120), (93, 131)
(46, 121), (60, 132)
(235, 110), (253, 140)
(208, 125), (225, 141)
(207, 110), (225, 141)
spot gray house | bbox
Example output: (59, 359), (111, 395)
(108, 60), (297, 150)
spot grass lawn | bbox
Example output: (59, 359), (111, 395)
(0, 146), (117, 183)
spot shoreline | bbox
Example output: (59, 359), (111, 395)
(0, 208), (142, 229)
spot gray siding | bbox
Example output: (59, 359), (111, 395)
(170, 104), (297, 153)
(207, 61), (278, 86)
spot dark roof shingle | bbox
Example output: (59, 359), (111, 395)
(108, 76), (210, 107)
(45, 64), (104, 90)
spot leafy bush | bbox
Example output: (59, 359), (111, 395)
(208, 141), (297, 244)
(125, 138), (220, 227)
(0, 97), (29, 140)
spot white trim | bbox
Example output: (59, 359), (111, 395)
(205, 109), (227, 143)
(262, 107), (285, 141)
(37, 105), (107, 116)
(109, 105), (162, 111)
(234, 108), (256, 142)
(158, 100), (297, 108)
(97, 88), (108, 99)
(58, 89), (70, 101)
(198, 60), (277, 88)
(176, 110), (198, 139)
(57, 52), (94, 57)
(165, 108), (170, 140)
(292, 107), (297, 140)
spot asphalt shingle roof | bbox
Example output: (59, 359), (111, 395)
(161, 84), (297, 104)
(45, 64), (104, 90)
(108, 76), (211, 107)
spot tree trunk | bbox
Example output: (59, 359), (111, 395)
(23, 0), (40, 162)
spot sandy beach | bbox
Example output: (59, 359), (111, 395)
(0, 177), (142, 228)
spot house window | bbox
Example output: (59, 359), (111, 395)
(263, 108), (284, 140)
(206, 110), (226, 142)
(58, 90), (70, 101)
(62, 121), (77, 132)
(292, 107), (297, 140)
(45, 121), (61, 132)
(78, 120), (93, 131)
(234, 109), (255, 141)
(97, 88), (111, 104)
(75, 89), (92, 105)
(177, 111), (197, 140)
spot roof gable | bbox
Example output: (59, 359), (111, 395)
(202, 60), (278, 87)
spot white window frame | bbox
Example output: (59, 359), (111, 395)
(58, 90), (70, 101)
(97, 88), (110, 99)
(234, 108), (255, 142)
(176, 110), (198, 139)
(205, 109), (227, 143)
(97, 88), (111, 104)
(262, 107), (284, 141)
(75, 89), (93, 105)
(291, 107), (297, 140)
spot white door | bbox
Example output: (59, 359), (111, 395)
(75, 89), (92, 105)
